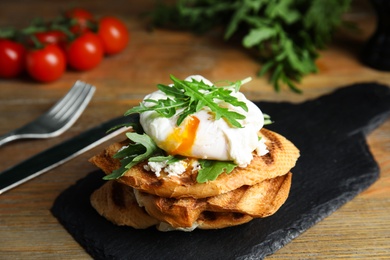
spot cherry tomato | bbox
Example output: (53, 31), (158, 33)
(0, 39), (26, 78)
(34, 30), (67, 45)
(26, 44), (66, 82)
(65, 32), (103, 71)
(98, 16), (129, 55)
(65, 8), (94, 35)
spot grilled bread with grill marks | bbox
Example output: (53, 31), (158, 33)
(89, 128), (299, 199)
(90, 180), (159, 229)
(90, 172), (291, 230)
(133, 173), (291, 228)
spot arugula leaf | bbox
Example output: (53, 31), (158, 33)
(196, 159), (237, 183)
(125, 75), (249, 128)
(171, 75), (247, 127)
(103, 132), (162, 180)
(263, 113), (272, 125)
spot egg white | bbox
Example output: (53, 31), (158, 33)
(140, 75), (266, 167)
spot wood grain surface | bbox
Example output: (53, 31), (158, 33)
(0, 0), (389, 259)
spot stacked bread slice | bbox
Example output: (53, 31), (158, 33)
(89, 128), (299, 231)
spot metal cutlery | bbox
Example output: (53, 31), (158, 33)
(0, 81), (96, 147)
(0, 115), (132, 194)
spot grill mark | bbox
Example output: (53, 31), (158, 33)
(179, 177), (197, 185)
(270, 133), (283, 149)
(261, 152), (274, 165)
(160, 197), (177, 208)
(212, 185), (249, 206)
(150, 179), (164, 188)
(259, 131), (284, 165)
(201, 211), (217, 221)
(111, 181), (126, 208)
(176, 169), (197, 185)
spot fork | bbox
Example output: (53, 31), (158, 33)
(0, 81), (96, 147)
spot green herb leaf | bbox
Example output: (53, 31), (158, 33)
(103, 132), (162, 180)
(197, 159), (237, 183)
(263, 113), (272, 125)
(125, 75), (250, 128)
(243, 26), (276, 48)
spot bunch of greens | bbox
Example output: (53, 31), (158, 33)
(150, 0), (352, 92)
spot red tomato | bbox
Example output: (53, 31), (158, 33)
(98, 16), (129, 55)
(65, 8), (94, 35)
(34, 30), (67, 45)
(66, 32), (103, 71)
(0, 39), (26, 78)
(26, 44), (66, 82)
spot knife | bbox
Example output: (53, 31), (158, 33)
(0, 115), (139, 195)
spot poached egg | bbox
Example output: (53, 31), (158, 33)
(140, 75), (268, 167)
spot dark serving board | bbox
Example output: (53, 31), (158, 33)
(51, 83), (390, 260)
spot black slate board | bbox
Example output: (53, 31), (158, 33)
(51, 83), (390, 260)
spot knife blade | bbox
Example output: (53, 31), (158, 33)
(0, 115), (139, 195)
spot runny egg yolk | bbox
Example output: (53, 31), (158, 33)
(162, 116), (200, 156)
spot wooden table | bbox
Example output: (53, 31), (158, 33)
(0, 0), (389, 259)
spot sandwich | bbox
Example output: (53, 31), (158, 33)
(89, 75), (300, 231)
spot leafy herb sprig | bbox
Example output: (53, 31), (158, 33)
(104, 131), (187, 180)
(150, 0), (352, 92)
(125, 75), (250, 128)
(103, 132), (161, 180)
(103, 125), (238, 182)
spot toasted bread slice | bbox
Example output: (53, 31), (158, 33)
(91, 180), (254, 231)
(134, 173), (291, 228)
(90, 173), (291, 230)
(90, 128), (299, 199)
(90, 180), (159, 229)
(90, 179), (285, 231)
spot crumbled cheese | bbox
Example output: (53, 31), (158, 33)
(191, 160), (201, 173)
(164, 160), (187, 176)
(144, 159), (190, 177)
(143, 161), (166, 177)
